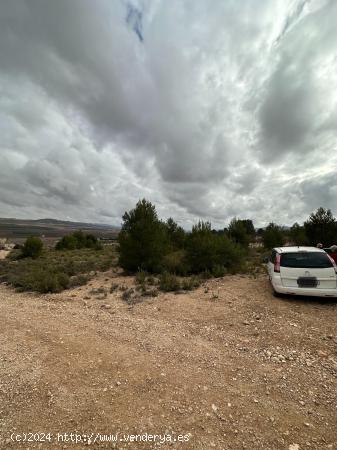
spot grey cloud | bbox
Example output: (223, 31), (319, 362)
(1, 0), (337, 228)
(257, 0), (337, 163)
(299, 172), (337, 211)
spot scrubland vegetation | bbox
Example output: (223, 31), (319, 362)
(0, 245), (114, 293)
(0, 202), (336, 294)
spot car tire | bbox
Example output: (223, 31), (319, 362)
(272, 288), (282, 298)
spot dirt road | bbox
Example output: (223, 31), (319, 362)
(0, 272), (336, 449)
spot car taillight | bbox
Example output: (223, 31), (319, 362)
(327, 255), (337, 274)
(274, 254), (281, 273)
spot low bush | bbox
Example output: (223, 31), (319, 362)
(159, 272), (181, 292)
(0, 247), (114, 293)
(22, 236), (43, 259)
(211, 265), (227, 278)
(181, 276), (201, 291)
(135, 270), (147, 286)
(118, 199), (169, 272)
(186, 222), (243, 274)
(263, 223), (285, 249)
(118, 200), (244, 279)
(110, 282), (119, 293)
(56, 231), (101, 251)
(162, 250), (189, 275)
(68, 274), (89, 288)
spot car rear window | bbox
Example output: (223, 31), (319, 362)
(280, 252), (333, 268)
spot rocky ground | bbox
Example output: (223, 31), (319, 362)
(0, 270), (336, 449)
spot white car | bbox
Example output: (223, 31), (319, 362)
(267, 246), (337, 297)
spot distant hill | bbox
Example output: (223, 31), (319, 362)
(0, 217), (119, 239)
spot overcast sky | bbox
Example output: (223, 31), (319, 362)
(1, 0), (337, 228)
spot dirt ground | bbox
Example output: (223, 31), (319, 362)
(0, 250), (10, 260)
(0, 271), (337, 450)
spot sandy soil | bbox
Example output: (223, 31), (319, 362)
(0, 250), (9, 260)
(0, 271), (337, 449)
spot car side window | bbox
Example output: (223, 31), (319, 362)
(270, 250), (276, 263)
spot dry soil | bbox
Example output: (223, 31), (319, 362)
(0, 271), (336, 450)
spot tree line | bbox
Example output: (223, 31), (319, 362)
(262, 207), (337, 249)
(118, 201), (337, 275)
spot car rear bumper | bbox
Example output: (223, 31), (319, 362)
(272, 278), (337, 297)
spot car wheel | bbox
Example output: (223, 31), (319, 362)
(273, 288), (282, 298)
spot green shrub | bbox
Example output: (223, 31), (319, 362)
(211, 264), (227, 278)
(304, 207), (337, 246)
(19, 268), (69, 293)
(164, 217), (186, 249)
(228, 218), (250, 248)
(263, 223), (285, 249)
(118, 199), (169, 272)
(22, 237), (43, 259)
(289, 222), (308, 245)
(135, 270), (147, 285)
(69, 274), (88, 288)
(159, 272), (181, 292)
(56, 235), (77, 250)
(185, 221), (243, 273)
(56, 231), (101, 250)
(162, 250), (189, 275)
(117, 199), (246, 277)
(0, 247), (114, 293)
(181, 276), (201, 291)
(198, 270), (213, 280)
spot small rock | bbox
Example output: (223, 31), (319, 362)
(289, 445), (300, 450)
(116, 381), (121, 386)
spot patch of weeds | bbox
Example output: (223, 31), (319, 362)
(69, 274), (89, 288)
(198, 270), (213, 280)
(135, 270), (147, 285)
(211, 291), (219, 300)
(147, 275), (156, 285)
(148, 289), (159, 297)
(89, 287), (107, 298)
(181, 276), (201, 291)
(121, 288), (139, 304)
(110, 282), (119, 293)
(211, 265), (227, 278)
(159, 272), (181, 292)
(141, 288), (159, 297)
(0, 247), (116, 294)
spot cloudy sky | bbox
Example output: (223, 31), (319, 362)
(1, 0), (337, 228)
